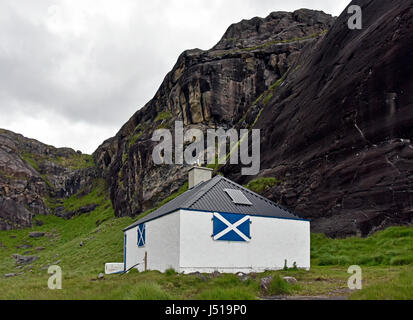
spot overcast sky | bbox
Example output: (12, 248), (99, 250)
(0, 0), (350, 154)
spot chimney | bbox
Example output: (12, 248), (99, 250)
(188, 166), (213, 189)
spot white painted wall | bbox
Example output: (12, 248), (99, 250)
(179, 209), (310, 274)
(124, 209), (310, 274)
(124, 210), (180, 272)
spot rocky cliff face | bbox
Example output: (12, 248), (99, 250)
(95, 1), (413, 237)
(93, 9), (335, 218)
(226, 0), (413, 237)
(2, 2), (412, 237)
(0, 129), (97, 230)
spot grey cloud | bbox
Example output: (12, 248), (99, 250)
(0, 0), (349, 153)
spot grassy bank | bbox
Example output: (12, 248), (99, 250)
(0, 183), (412, 299)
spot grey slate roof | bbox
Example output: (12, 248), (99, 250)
(124, 175), (305, 231)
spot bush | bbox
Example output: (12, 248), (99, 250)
(244, 177), (280, 194)
(165, 268), (177, 276)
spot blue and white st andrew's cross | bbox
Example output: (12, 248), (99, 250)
(137, 224), (146, 247)
(213, 212), (251, 242)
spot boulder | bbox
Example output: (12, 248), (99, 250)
(236, 272), (250, 283)
(260, 276), (273, 292)
(4, 273), (17, 278)
(29, 232), (45, 238)
(283, 276), (298, 285)
(0, 198), (33, 231)
(16, 244), (33, 249)
(55, 204), (99, 220)
(12, 254), (38, 265)
(189, 272), (207, 282)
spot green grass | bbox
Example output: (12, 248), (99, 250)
(350, 270), (413, 300)
(54, 154), (95, 170)
(62, 179), (108, 212)
(244, 177), (280, 194)
(21, 152), (41, 171)
(20, 152), (94, 171)
(128, 132), (144, 148)
(155, 111), (173, 123)
(1, 177), (413, 299)
(242, 31), (328, 52)
(311, 227), (413, 267)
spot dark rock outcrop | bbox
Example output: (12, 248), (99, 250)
(234, 0), (413, 237)
(94, 9), (335, 218)
(0, 198), (33, 230)
(55, 204), (99, 220)
(12, 254), (38, 265)
(95, 2), (413, 237)
(0, 129), (97, 230)
(29, 232), (45, 238)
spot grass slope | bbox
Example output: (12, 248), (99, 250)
(0, 182), (412, 300)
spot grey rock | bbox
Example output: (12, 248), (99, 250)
(55, 204), (99, 220)
(283, 276), (298, 285)
(0, 198), (33, 231)
(189, 272), (207, 282)
(4, 273), (17, 278)
(35, 220), (44, 226)
(237, 272), (250, 283)
(41, 264), (51, 271)
(260, 276), (273, 292)
(29, 232), (45, 238)
(12, 254), (39, 265)
(17, 244), (33, 249)
(93, 10), (335, 224)
(0, 128), (98, 231)
(98, 273), (105, 280)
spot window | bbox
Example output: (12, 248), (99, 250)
(213, 212), (251, 242)
(137, 224), (146, 247)
(224, 189), (252, 205)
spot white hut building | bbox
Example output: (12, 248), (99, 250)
(122, 167), (310, 274)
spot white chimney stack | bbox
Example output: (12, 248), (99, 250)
(188, 166), (213, 189)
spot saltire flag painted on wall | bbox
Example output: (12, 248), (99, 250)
(137, 224), (146, 247)
(213, 212), (251, 242)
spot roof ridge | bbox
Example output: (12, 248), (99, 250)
(219, 176), (299, 218)
(185, 175), (224, 208)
